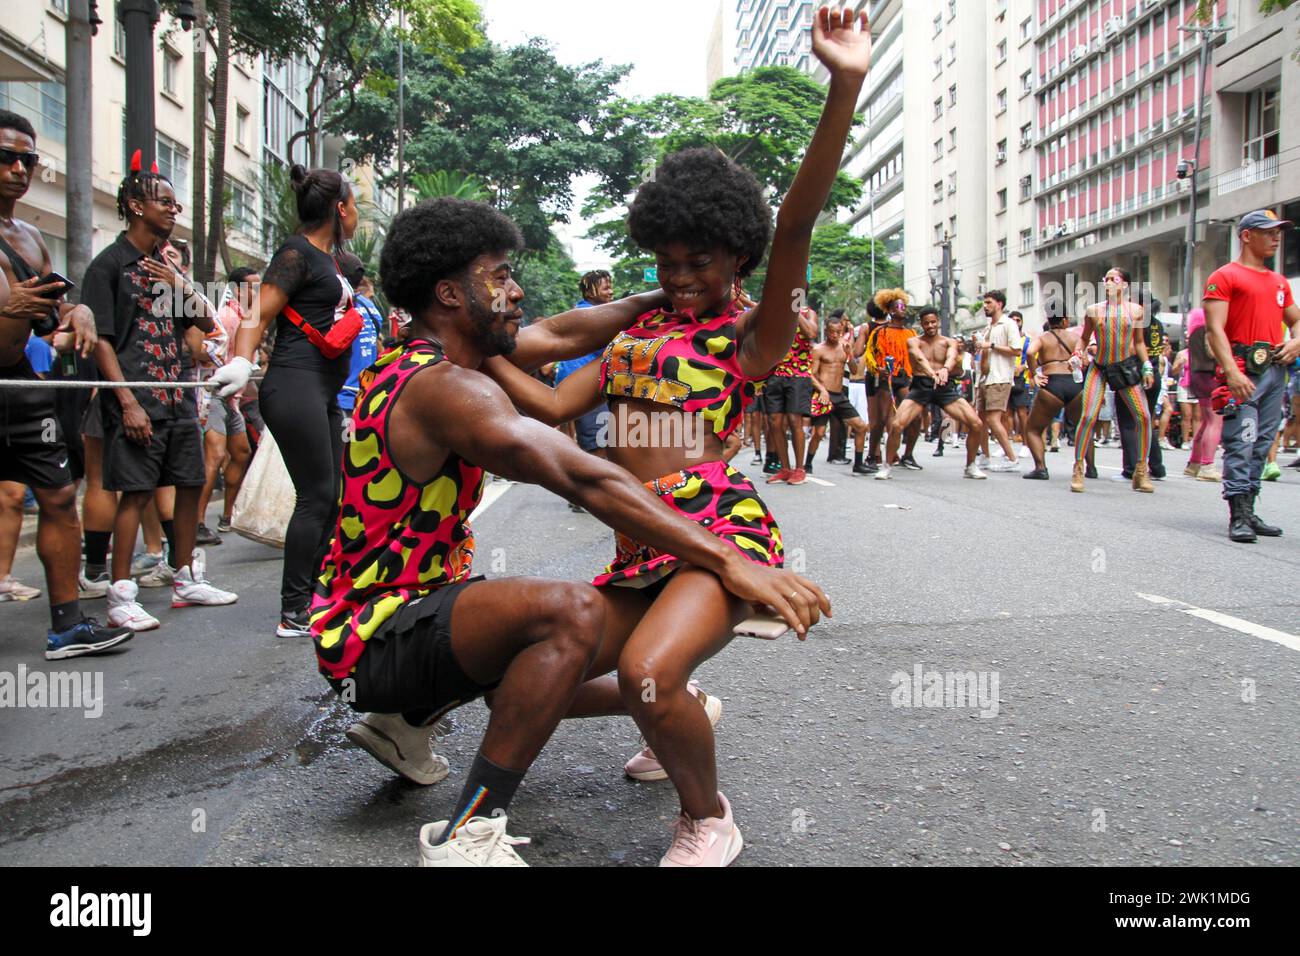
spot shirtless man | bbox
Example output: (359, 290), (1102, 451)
(1022, 304), (1085, 480)
(807, 313), (869, 474)
(876, 307), (987, 480)
(0, 109), (131, 659)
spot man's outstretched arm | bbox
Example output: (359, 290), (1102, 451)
(403, 365), (830, 635)
(509, 290), (669, 372)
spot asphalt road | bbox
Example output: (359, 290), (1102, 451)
(1, 440), (1297, 867)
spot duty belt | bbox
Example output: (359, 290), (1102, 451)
(1231, 341), (1278, 376)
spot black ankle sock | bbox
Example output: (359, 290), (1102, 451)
(50, 600), (83, 633)
(854, 451), (863, 467)
(437, 752), (525, 845)
(162, 520), (179, 570)
(84, 530), (111, 568)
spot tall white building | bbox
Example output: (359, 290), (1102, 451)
(735, 0), (816, 74)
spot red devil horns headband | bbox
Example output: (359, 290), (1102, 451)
(128, 149), (159, 175)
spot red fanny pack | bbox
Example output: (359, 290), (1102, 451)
(281, 304), (363, 359)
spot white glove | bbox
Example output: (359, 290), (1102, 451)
(210, 355), (255, 399)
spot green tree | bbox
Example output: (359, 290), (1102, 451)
(515, 240), (581, 321)
(585, 66), (866, 260)
(338, 38), (633, 251)
(410, 170), (489, 202)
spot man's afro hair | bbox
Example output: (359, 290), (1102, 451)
(627, 148), (771, 278)
(380, 198), (523, 313)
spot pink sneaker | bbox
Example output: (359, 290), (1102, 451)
(624, 682), (722, 782)
(787, 467), (807, 485)
(765, 469), (791, 484)
(659, 792), (744, 867)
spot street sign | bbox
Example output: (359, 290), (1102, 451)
(644, 266), (658, 283)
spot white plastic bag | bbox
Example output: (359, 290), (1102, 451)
(231, 429), (294, 548)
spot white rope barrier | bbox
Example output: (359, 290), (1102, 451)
(0, 376), (263, 390)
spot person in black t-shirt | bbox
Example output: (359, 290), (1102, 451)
(212, 164), (360, 638)
(86, 162), (238, 634)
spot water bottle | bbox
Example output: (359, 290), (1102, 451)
(1069, 353), (1083, 383)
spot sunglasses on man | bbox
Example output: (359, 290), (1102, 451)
(0, 147), (40, 172)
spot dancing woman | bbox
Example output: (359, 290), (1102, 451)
(482, 6), (870, 865)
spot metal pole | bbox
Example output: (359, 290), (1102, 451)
(940, 233), (953, 338)
(65, 0), (93, 295)
(397, 2), (405, 211)
(119, 0), (160, 169)
(1179, 22), (1227, 321)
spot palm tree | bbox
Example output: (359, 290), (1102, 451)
(410, 170), (489, 202)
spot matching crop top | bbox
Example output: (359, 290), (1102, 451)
(598, 300), (752, 441)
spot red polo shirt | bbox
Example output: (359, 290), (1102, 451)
(1203, 261), (1293, 346)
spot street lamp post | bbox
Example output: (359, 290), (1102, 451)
(931, 231), (957, 337)
(118, 0), (195, 168)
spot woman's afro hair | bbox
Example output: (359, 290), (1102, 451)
(380, 198), (523, 314)
(873, 287), (910, 312)
(627, 148), (771, 278)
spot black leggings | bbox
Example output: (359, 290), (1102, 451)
(260, 364), (344, 615)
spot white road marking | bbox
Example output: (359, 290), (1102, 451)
(470, 479), (513, 521)
(1136, 592), (1300, 653)
(803, 476), (835, 487)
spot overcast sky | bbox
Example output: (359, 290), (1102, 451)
(478, 0), (720, 270)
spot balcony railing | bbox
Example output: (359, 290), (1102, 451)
(1215, 155), (1280, 197)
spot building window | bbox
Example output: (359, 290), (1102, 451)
(947, 43), (956, 65)
(997, 40), (1007, 64)
(949, 215), (957, 237)
(1020, 122), (1032, 149)
(997, 189), (1007, 212)
(997, 238), (1007, 262)
(948, 172), (957, 194)
(997, 89), (1007, 114)
(948, 85), (957, 107)
(1021, 71), (1032, 96)
(1020, 229), (1033, 253)
(1020, 17), (1032, 42)
(948, 0), (956, 21)
(114, 18), (126, 60)
(934, 97), (943, 119)
(934, 181), (943, 203)
(934, 223), (944, 244)
(0, 81), (66, 145)
(934, 139), (943, 161)
(1020, 175), (1032, 201)
(996, 138), (1007, 163)
(235, 105), (250, 149)
(155, 132), (189, 198)
(1020, 282), (1035, 306)
(948, 128), (957, 151)
(228, 179), (258, 235)
(163, 48), (182, 98)
(934, 13), (943, 36)
(1243, 88), (1280, 164)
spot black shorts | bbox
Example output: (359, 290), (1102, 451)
(813, 390), (861, 425)
(326, 578), (497, 720)
(765, 374), (812, 416)
(907, 375), (963, 408)
(866, 372), (910, 404)
(0, 358), (73, 489)
(1010, 383), (1034, 409)
(749, 390), (767, 415)
(1042, 373), (1084, 408)
(101, 413), (205, 492)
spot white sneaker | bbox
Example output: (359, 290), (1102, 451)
(975, 454), (991, 468)
(79, 568), (110, 600)
(0, 575), (41, 602)
(418, 814), (530, 867)
(347, 712), (451, 785)
(107, 579), (160, 632)
(963, 464), (988, 479)
(988, 456), (1020, 472)
(136, 561), (174, 588)
(171, 563), (238, 608)
(874, 463), (893, 480)
(1017, 446), (1030, 458)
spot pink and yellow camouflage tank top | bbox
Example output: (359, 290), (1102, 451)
(599, 298), (753, 441)
(310, 339), (484, 679)
(772, 310), (815, 377)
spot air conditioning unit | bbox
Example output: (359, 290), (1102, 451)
(1059, 219), (1076, 235)
(1020, 137), (1033, 150)
(1103, 16), (1122, 38)
(948, 183), (957, 194)
(1071, 45), (1087, 62)
(996, 150), (1008, 164)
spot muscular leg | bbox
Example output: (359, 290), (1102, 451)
(111, 491), (152, 583)
(618, 568), (747, 820)
(847, 416), (867, 455)
(32, 484), (81, 606)
(1025, 392), (1063, 470)
(448, 578), (606, 771)
(944, 401), (984, 466)
(80, 435), (118, 540)
(221, 431), (252, 522)
(867, 392), (888, 461)
(884, 400), (922, 465)
(806, 423), (826, 463)
(0, 481), (24, 580)
(986, 409), (1016, 460)
(1073, 366), (1106, 465)
(791, 415), (807, 470)
(172, 485), (202, 570)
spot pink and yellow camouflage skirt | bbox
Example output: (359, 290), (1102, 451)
(592, 459), (783, 589)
